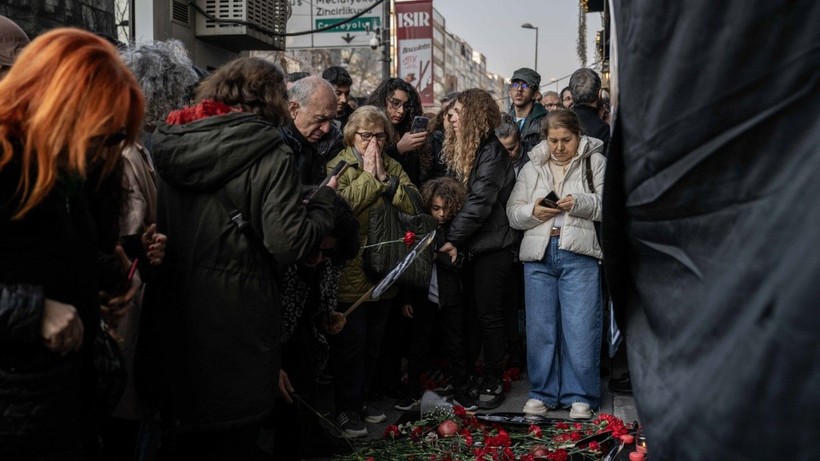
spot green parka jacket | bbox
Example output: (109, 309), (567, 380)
(327, 146), (419, 302)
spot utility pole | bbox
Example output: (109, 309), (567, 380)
(382, 0), (392, 79)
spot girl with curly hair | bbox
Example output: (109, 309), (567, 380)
(439, 89), (520, 410)
(394, 177), (475, 411)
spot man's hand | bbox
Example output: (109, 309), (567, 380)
(401, 304), (414, 319)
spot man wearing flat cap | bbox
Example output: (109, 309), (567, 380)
(0, 15), (29, 80)
(507, 67), (547, 158)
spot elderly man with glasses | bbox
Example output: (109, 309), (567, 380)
(507, 67), (548, 157)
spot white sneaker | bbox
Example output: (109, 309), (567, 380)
(522, 398), (549, 416)
(569, 402), (593, 420)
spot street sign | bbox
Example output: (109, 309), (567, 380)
(286, 0), (384, 49)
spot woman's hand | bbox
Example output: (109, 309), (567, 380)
(100, 245), (142, 328)
(324, 311), (347, 335)
(532, 201), (562, 222)
(141, 224), (167, 266)
(396, 131), (427, 154)
(41, 299), (84, 355)
(362, 139), (381, 179)
(439, 242), (459, 265)
(374, 147), (388, 182)
(279, 370), (295, 404)
(557, 194), (574, 212)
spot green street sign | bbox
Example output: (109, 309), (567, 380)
(316, 17), (381, 33)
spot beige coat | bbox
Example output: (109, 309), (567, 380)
(506, 136), (606, 261)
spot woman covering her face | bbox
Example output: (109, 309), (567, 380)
(324, 105), (420, 438)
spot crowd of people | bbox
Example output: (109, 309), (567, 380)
(0, 20), (613, 461)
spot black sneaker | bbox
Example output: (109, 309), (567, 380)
(337, 411), (367, 438)
(477, 376), (505, 410)
(394, 396), (419, 411)
(452, 389), (478, 411)
(361, 405), (387, 423)
(433, 384), (454, 397)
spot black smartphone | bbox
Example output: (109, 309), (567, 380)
(540, 191), (560, 208)
(303, 161), (349, 204)
(410, 116), (430, 133)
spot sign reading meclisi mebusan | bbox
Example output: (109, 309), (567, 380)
(286, 0), (384, 49)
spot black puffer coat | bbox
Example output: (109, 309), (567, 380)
(139, 110), (335, 432)
(0, 156), (100, 460)
(446, 135), (520, 256)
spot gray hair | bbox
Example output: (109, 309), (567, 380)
(568, 68), (601, 106)
(120, 40), (199, 127)
(288, 75), (335, 106)
(495, 121), (519, 140)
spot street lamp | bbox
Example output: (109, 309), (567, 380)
(521, 23), (539, 72)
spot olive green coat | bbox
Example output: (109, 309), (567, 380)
(327, 146), (418, 302)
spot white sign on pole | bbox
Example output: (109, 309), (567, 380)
(286, 0), (384, 49)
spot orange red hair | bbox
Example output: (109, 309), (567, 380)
(0, 28), (144, 219)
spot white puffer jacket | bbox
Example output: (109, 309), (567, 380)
(506, 136), (606, 261)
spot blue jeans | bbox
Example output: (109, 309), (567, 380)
(524, 237), (601, 409)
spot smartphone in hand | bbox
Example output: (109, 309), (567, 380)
(303, 161), (349, 204)
(410, 116), (430, 133)
(540, 191), (561, 209)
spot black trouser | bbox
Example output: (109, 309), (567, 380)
(330, 299), (391, 412)
(171, 424), (267, 461)
(463, 248), (514, 379)
(406, 298), (470, 392)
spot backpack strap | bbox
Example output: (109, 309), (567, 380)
(585, 156), (595, 193)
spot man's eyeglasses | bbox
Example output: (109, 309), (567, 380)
(510, 82), (533, 91)
(356, 131), (388, 141)
(387, 98), (411, 110)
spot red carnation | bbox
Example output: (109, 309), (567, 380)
(528, 424), (543, 437)
(403, 231), (416, 248)
(384, 424), (401, 439)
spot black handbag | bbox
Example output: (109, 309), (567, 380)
(362, 188), (436, 288)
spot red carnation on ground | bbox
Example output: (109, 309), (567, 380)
(528, 424), (542, 437)
(384, 424), (401, 439)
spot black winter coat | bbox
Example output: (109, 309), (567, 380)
(140, 111), (335, 432)
(446, 135), (520, 256)
(0, 157), (101, 459)
(573, 104), (610, 156)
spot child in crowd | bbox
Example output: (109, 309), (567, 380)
(395, 177), (478, 411)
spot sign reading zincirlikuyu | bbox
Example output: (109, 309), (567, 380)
(285, 0), (385, 49)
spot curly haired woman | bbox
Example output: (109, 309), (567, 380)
(439, 89), (520, 409)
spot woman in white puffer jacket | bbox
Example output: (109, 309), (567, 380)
(506, 109), (606, 421)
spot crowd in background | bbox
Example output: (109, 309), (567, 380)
(0, 19), (612, 461)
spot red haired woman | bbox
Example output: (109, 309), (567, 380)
(0, 28), (144, 459)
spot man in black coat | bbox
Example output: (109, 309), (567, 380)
(280, 76), (344, 185)
(569, 68), (610, 156)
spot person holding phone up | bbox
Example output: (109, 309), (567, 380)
(506, 109), (606, 421)
(366, 78), (427, 186)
